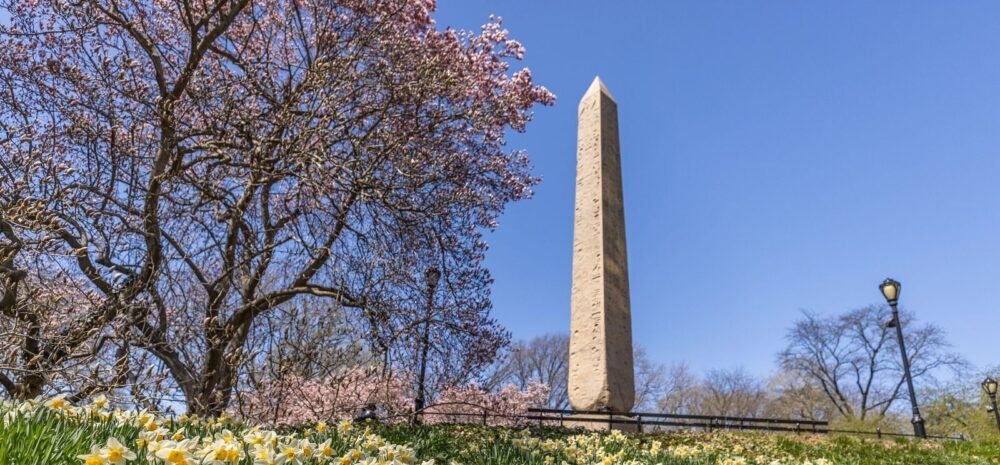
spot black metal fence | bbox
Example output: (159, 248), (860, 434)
(525, 408), (827, 434)
(405, 405), (963, 441)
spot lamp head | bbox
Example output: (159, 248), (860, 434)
(983, 377), (998, 396)
(879, 278), (901, 306)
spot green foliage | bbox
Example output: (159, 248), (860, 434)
(921, 386), (1000, 441)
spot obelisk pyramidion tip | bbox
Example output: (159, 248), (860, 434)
(583, 76), (615, 102)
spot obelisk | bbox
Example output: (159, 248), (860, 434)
(569, 77), (635, 416)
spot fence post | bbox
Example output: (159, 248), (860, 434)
(481, 409), (487, 426)
(636, 415), (642, 434)
(795, 422), (801, 435)
(608, 412), (613, 431)
(876, 427), (882, 439)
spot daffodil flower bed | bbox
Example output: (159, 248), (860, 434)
(1, 397), (997, 465)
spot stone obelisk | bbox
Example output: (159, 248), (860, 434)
(569, 77), (635, 417)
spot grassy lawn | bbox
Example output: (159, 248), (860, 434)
(2, 399), (998, 465)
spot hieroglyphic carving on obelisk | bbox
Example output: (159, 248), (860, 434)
(568, 77), (635, 413)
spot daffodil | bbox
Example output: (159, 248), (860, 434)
(252, 446), (288, 465)
(277, 441), (302, 465)
(215, 429), (237, 443)
(135, 409), (155, 427)
(91, 395), (108, 409)
(154, 439), (196, 465)
(200, 440), (244, 465)
(298, 438), (317, 459)
(245, 429), (277, 448)
(77, 445), (107, 465)
(318, 439), (335, 458)
(101, 437), (136, 465)
(338, 419), (353, 435)
(45, 394), (70, 411)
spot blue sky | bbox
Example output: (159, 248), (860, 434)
(434, 1), (1000, 378)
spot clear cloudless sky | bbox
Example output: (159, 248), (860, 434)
(433, 1), (1000, 378)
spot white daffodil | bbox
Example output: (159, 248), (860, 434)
(337, 419), (353, 435)
(101, 437), (137, 465)
(91, 395), (108, 409)
(214, 429), (237, 444)
(298, 438), (317, 460)
(77, 445), (107, 465)
(318, 439), (336, 459)
(199, 439), (244, 464)
(277, 441), (302, 465)
(45, 394), (70, 411)
(252, 445), (288, 465)
(154, 439), (197, 465)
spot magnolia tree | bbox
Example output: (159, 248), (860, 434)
(0, 140), (148, 401)
(424, 382), (548, 427)
(0, 0), (553, 414)
(233, 367), (548, 427)
(232, 367), (414, 427)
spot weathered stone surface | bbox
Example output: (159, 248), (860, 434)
(568, 77), (635, 414)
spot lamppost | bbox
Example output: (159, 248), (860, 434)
(879, 278), (926, 438)
(982, 377), (1000, 432)
(413, 266), (440, 424)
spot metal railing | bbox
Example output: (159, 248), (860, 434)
(526, 408), (827, 434)
(388, 404), (963, 441)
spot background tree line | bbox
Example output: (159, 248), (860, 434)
(484, 304), (998, 439)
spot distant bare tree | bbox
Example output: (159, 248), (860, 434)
(763, 370), (839, 421)
(655, 362), (701, 415)
(484, 333), (568, 408)
(633, 346), (668, 411)
(698, 367), (767, 418)
(485, 333), (669, 410)
(778, 305), (966, 422)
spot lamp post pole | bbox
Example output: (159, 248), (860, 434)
(880, 278), (926, 439)
(982, 377), (1000, 433)
(414, 267), (440, 425)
